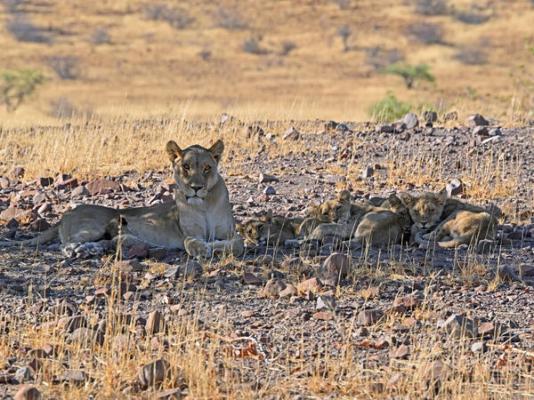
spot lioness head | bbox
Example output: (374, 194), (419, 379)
(398, 189), (447, 229)
(166, 140), (224, 205)
(308, 190), (352, 223)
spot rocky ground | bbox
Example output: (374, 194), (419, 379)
(0, 116), (533, 399)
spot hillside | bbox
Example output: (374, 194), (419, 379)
(1, 0), (534, 126)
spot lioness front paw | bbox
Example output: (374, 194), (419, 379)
(184, 237), (212, 259)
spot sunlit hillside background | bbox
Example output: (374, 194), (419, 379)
(1, 0), (534, 126)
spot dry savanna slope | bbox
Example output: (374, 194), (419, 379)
(0, 0), (533, 126)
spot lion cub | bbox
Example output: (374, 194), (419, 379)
(238, 211), (301, 246)
(398, 188), (498, 248)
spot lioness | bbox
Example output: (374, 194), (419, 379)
(0, 140), (244, 258)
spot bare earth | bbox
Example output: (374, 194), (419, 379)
(0, 119), (533, 399)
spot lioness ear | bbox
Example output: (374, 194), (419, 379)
(209, 139), (224, 163)
(166, 140), (183, 163)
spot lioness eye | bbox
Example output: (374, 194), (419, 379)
(203, 165), (211, 173)
(183, 164), (190, 170)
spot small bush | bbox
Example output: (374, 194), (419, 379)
(47, 56), (81, 80)
(454, 47), (488, 65)
(0, 69), (45, 112)
(384, 63), (435, 89)
(6, 15), (52, 43)
(90, 27), (111, 45)
(365, 47), (404, 70)
(454, 11), (490, 25)
(369, 93), (411, 122)
(414, 0), (448, 15)
(143, 4), (194, 30)
(214, 7), (247, 30)
(408, 22), (444, 44)
(280, 40), (297, 56)
(337, 25), (352, 51)
(243, 37), (268, 55)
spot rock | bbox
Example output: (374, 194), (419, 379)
(242, 272), (263, 286)
(138, 359), (170, 389)
(297, 277), (322, 295)
(446, 178), (463, 197)
(312, 311), (335, 321)
(260, 278), (287, 298)
(336, 123), (350, 133)
(467, 114), (489, 127)
(402, 112), (419, 129)
(316, 295), (336, 311)
(259, 173), (278, 183)
(392, 294), (421, 312)
(390, 344), (410, 359)
(360, 165), (374, 179)
(496, 265), (522, 283)
(278, 284), (297, 298)
(14, 385), (41, 400)
(38, 177), (54, 187)
(30, 218), (50, 232)
(127, 243), (149, 259)
(472, 126), (489, 136)
(55, 174), (78, 190)
(440, 314), (477, 338)
(179, 260), (203, 281)
(470, 341), (487, 353)
(423, 110), (438, 124)
(245, 125), (265, 140)
(324, 120), (338, 131)
(0, 176), (10, 189)
(480, 135), (502, 145)
(6, 218), (19, 230)
(86, 178), (121, 195)
(37, 202), (51, 215)
(61, 370), (87, 385)
(320, 253), (351, 286)
(71, 185), (89, 197)
(12, 166), (25, 178)
(0, 207), (32, 222)
(15, 367), (34, 384)
(357, 309), (383, 326)
(146, 310), (164, 335)
(376, 124), (394, 133)
(489, 127), (502, 136)
(283, 126), (300, 140)
(263, 186), (276, 196)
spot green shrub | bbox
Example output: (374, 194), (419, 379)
(384, 63), (435, 89)
(1, 69), (45, 112)
(369, 93), (411, 122)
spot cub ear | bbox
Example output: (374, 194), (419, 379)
(337, 190), (351, 202)
(397, 192), (414, 207)
(166, 141), (183, 163)
(437, 187), (449, 201)
(209, 139), (224, 163)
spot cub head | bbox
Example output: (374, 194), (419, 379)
(311, 190), (352, 223)
(398, 189), (447, 230)
(166, 140), (224, 205)
(238, 211), (296, 245)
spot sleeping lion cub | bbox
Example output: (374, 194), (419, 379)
(0, 140), (244, 258)
(398, 188), (498, 248)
